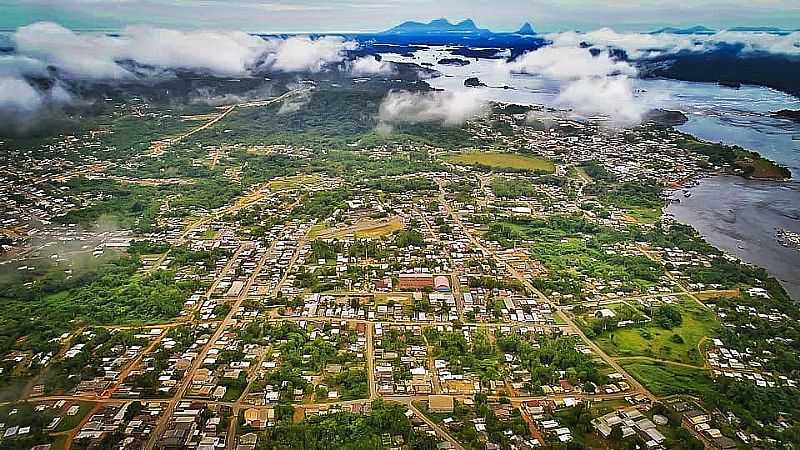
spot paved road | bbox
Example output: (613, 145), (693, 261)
(407, 401), (465, 450)
(435, 178), (657, 401)
(27, 172), (723, 448)
(415, 204), (464, 318)
(145, 241), (273, 449)
(150, 88), (310, 157)
(366, 323), (377, 400)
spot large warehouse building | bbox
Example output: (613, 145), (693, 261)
(398, 273), (434, 290)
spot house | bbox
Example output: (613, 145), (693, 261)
(712, 436), (738, 450)
(193, 368), (212, 384)
(212, 386), (227, 400)
(373, 278), (392, 291)
(244, 408), (273, 429)
(595, 309), (616, 319)
(237, 432), (258, 450)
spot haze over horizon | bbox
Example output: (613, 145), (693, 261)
(2, 0), (800, 33)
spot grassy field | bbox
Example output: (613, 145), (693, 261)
(200, 229), (218, 239)
(554, 399), (632, 449)
(51, 436), (68, 450)
(624, 207), (662, 224)
(694, 289), (740, 302)
(268, 174), (321, 191)
(307, 223), (328, 239)
(0, 377), (31, 402)
(355, 217), (404, 238)
(55, 401), (96, 432)
(621, 361), (715, 397)
(374, 293), (413, 308)
(443, 151), (555, 173)
(313, 217), (404, 240)
(734, 150), (791, 179)
(223, 385), (245, 402)
(593, 297), (719, 365)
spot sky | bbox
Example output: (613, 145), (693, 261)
(1, 0), (800, 33)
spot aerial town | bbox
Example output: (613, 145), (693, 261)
(1, 75), (797, 450)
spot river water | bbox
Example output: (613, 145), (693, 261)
(383, 47), (800, 176)
(666, 177), (800, 300)
(383, 47), (800, 299)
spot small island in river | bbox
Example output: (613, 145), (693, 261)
(437, 57), (470, 66)
(464, 77), (487, 87)
(772, 109), (800, 123)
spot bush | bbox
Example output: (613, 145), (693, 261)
(654, 305), (683, 330)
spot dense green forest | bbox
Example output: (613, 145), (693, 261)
(0, 254), (199, 356)
(258, 400), (437, 450)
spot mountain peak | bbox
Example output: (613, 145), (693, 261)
(517, 22), (536, 35)
(651, 25), (716, 35)
(428, 18), (452, 27)
(457, 19), (477, 28)
(382, 18), (489, 35)
(728, 26), (788, 34)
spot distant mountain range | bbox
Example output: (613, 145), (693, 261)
(381, 18), (536, 36)
(651, 25), (716, 35)
(651, 25), (798, 35)
(380, 19), (795, 37)
(370, 19), (799, 98)
(728, 26), (797, 33)
(383, 18), (491, 35)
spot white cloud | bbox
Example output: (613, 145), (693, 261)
(555, 76), (645, 125)
(49, 82), (75, 104)
(502, 46), (644, 124)
(0, 77), (44, 112)
(378, 89), (487, 127)
(348, 56), (394, 76)
(546, 28), (800, 58)
(546, 28), (700, 58)
(518, 27), (799, 125)
(15, 22), (133, 79)
(262, 35), (357, 72)
(0, 55), (50, 78)
(277, 88), (312, 114)
(3, 22), (359, 133)
(12, 22), (358, 79)
(0, 75), (76, 135)
(505, 45), (637, 79)
(709, 30), (800, 56)
(120, 26), (268, 76)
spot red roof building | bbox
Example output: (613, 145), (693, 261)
(398, 273), (434, 290)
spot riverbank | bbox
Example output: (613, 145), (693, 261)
(676, 135), (792, 180)
(666, 176), (800, 300)
(383, 47), (800, 300)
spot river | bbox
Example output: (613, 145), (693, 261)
(667, 177), (800, 300)
(382, 47), (800, 299)
(383, 47), (800, 176)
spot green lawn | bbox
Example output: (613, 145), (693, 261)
(554, 400), (631, 449)
(0, 377), (32, 402)
(51, 436), (68, 450)
(594, 297), (718, 365)
(443, 151), (555, 173)
(621, 361), (715, 398)
(626, 207), (662, 224)
(55, 401), (95, 432)
(223, 385), (245, 402)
